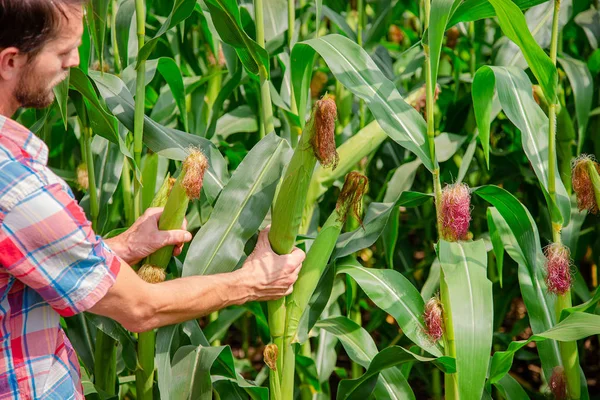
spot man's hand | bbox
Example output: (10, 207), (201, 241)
(104, 207), (192, 265)
(236, 227), (306, 302)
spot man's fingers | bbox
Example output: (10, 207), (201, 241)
(160, 230), (193, 247)
(288, 247), (306, 264)
(181, 217), (188, 231)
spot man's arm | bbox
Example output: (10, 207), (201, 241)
(89, 228), (305, 332)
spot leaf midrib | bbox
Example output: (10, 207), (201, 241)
(199, 138), (285, 275)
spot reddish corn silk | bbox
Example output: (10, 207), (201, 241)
(336, 172), (368, 225)
(549, 366), (567, 400)
(181, 148), (208, 200)
(439, 183), (472, 242)
(544, 243), (572, 296)
(423, 296), (444, 342)
(311, 94), (339, 170)
(572, 155), (600, 214)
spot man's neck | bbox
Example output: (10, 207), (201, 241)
(0, 101), (18, 118)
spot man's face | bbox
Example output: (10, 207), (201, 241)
(15, 5), (83, 109)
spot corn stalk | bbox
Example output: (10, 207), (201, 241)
(254, 0), (275, 137)
(421, 0), (453, 397)
(268, 97), (338, 400)
(282, 173), (368, 398)
(546, 1), (579, 398)
(136, 151), (206, 400)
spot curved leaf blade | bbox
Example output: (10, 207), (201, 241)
(336, 261), (443, 357)
(183, 133), (289, 277)
(473, 66), (570, 225)
(438, 239), (493, 400)
(291, 34), (433, 171)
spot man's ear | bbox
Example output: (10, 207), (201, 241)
(0, 48), (27, 81)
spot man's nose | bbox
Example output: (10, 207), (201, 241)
(65, 49), (80, 69)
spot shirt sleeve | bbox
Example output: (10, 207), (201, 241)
(0, 182), (121, 317)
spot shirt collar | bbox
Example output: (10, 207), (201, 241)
(0, 114), (49, 165)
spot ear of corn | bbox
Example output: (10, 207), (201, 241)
(281, 172), (367, 399)
(136, 150), (206, 400)
(267, 96), (338, 398)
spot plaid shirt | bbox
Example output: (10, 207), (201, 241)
(0, 115), (121, 399)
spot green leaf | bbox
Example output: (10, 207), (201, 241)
(494, 374), (531, 400)
(137, 0), (197, 65)
(319, 6), (357, 41)
(291, 34), (433, 171)
(115, 0), (136, 69)
(495, 1), (572, 70)
(171, 344), (223, 400)
(214, 105), (259, 140)
(487, 208), (505, 287)
(448, 0), (548, 26)
(69, 68), (129, 158)
(183, 133), (289, 276)
(85, 314), (137, 372)
(336, 259), (443, 357)
(438, 240), (493, 400)
(334, 344), (455, 400)
(156, 324), (180, 398)
(86, 0), (109, 68)
(428, 0), (462, 89)
(263, 0), (289, 42)
(154, 57), (189, 131)
(490, 313), (600, 383)
(53, 71), (70, 129)
(203, 0), (270, 78)
(557, 56), (594, 153)
(474, 186), (561, 380)
(487, 0), (558, 103)
(89, 70), (227, 201)
(472, 66), (570, 226)
(204, 308), (246, 343)
(574, 7), (600, 50)
(316, 317), (430, 400)
(333, 192), (433, 259)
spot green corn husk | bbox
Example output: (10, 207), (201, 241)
(136, 150), (206, 400)
(267, 95), (338, 396)
(281, 172), (368, 399)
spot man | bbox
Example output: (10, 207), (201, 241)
(0, 1), (305, 398)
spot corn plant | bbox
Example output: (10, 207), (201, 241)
(19, 0), (600, 398)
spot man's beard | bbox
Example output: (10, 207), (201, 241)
(14, 65), (66, 109)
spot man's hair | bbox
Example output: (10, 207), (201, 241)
(0, 0), (87, 57)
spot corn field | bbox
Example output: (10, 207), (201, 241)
(19, 0), (600, 398)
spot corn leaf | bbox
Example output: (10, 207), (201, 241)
(291, 34), (433, 171)
(315, 317), (421, 400)
(490, 313), (600, 383)
(448, 0), (548, 26)
(437, 239), (493, 400)
(203, 0), (270, 78)
(574, 7), (600, 50)
(53, 71), (70, 130)
(487, 208), (505, 287)
(136, 0), (197, 65)
(182, 133), (289, 277)
(558, 56), (594, 153)
(428, 0), (462, 89)
(336, 260), (443, 357)
(472, 66), (570, 226)
(487, 0), (558, 103)
(495, 0), (572, 70)
(86, 0), (109, 68)
(494, 374), (531, 400)
(474, 186), (561, 381)
(115, 0), (136, 69)
(89, 70), (227, 201)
